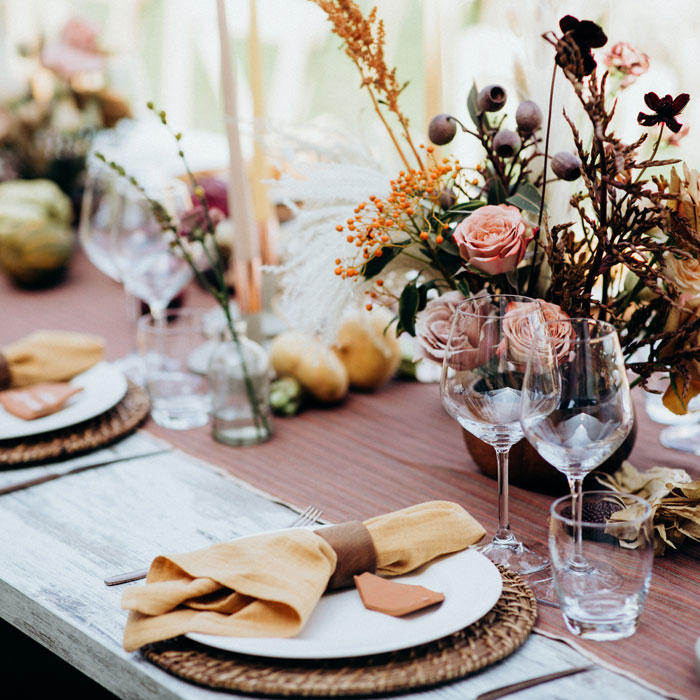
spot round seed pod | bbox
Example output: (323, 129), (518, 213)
(551, 151), (582, 181)
(439, 188), (457, 210)
(428, 114), (457, 145)
(493, 129), (521, 158)
(515, 100), (543, 132)
(477, 84), (507, 112)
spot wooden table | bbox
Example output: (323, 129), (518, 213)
(1, 250), (699, 700)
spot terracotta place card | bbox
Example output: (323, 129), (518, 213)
(0, 383), (82, 420)
(354, 571), (445, 617)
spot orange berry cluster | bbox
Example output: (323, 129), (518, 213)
(333, 152), (467, 281)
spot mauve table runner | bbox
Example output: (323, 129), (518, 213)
(2, 249), (699, 700)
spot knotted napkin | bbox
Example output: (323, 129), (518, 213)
(0, 330), (105, 389)
(121, 500), (486, 651)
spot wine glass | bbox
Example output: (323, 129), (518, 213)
(440, 294), (549, 574)
(79, 167), (151, 381)
(111, 180), (193, 323)
(520, 318), (635, 596)
(78, 167), (123, 283)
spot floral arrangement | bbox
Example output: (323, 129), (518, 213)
(284, 2), (700, 414)
(0, 17), (130, 204)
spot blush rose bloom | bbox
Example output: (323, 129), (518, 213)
(414, 290), (466, 364)
(453, 205), (533, 275)
(664, 253), (700, 309)
(440, 292), (499, 372)
(502, 300), (572, 365)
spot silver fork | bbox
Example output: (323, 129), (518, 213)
(103, 505), (323, 586)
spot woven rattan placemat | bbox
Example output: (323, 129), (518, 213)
(0, 382), (150, 466)
(142, 566), (536, 697)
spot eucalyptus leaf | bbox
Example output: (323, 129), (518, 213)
(506, 181), (544, 215)
(467, 82), (482, 128)
(445, 200), (486, 214)
(398, 284), (420, 336)
(487, 178), (507, 205)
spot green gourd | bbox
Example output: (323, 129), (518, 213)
(0, 220), (75, 286)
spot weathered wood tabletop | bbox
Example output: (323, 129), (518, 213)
(1, 250), (699, 700)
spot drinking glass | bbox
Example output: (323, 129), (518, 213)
(549, 491), (653, 640)
(440, 294), (549, 574)
(78, 168), (147, 382)
(521, 318), (635, 594)
(78, 167), (123, 282)
(111, 180), (193, 322)
(137, 308), (212, 429)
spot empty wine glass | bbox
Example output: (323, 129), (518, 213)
(111, 180), (193, 323)
(440, 294), (549, 574)
(79, 167), (148, 381)
(521, 318), (635, 596)
(78, 167), (123, 282)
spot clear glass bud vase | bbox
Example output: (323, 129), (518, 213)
(207, 335), (273, 446)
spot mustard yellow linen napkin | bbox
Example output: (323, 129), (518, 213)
(0, 330), (105, 388)
(121, 500), (486, 652)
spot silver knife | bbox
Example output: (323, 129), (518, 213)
(475, 665), (593, 700)
(0, 449), (170, 496)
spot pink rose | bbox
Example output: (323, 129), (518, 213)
(453, 205), (533, 275)
(414, 290), (466, 364)
(604, 42), (649, 88)
(502, 300), (571, 365)
(439, 291), (499, 372)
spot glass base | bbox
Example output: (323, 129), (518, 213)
(212, 420), (272, 446)
(477, 536), (549, 575)
(561, 597), (642, 640)
(526, 558), (624, 609)
(523, 570), (559, 607)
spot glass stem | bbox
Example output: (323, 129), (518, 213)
(567, 475), (586, 568)
(494, 447), (513, 542)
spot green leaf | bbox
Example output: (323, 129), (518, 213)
(398, 284), (420, 336)
(445, 200), (486, 214)
(416, 281), (437, 312)
(363, 243), (406, 278)
(487, 178), (507, 205)
(466, 82), (482, 128)
(506, 181), (544, 215)
(456, 279), (471, 297)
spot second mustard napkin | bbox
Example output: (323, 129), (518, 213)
(121, 501), (486, 651)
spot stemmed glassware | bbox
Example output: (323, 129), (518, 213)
(79, 169), (194, 381)
(110, 180), (193, 323)
(440, 294), (549, 574)
(520, 318), (635, 597)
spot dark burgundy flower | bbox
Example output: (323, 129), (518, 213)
(557, 15), (607, 76)
(637, 92), (690, 133)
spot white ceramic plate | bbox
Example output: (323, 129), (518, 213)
(0, 361), (128, 440)
(188, 544), (503, 660)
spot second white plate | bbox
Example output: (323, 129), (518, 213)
(0, 361), (128, 440)
(188, 546), (503, 660)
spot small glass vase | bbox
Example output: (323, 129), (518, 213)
(207, 336), (273, 446)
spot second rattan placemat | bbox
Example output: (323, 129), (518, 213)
(0, 381), (150, 466)
(142, 566), (536, 697)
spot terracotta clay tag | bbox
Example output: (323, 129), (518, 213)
(0, 383), (82, 420)
(354, 571), (445, 617)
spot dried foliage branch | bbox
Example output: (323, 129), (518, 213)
(311, 0), (423, 171)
